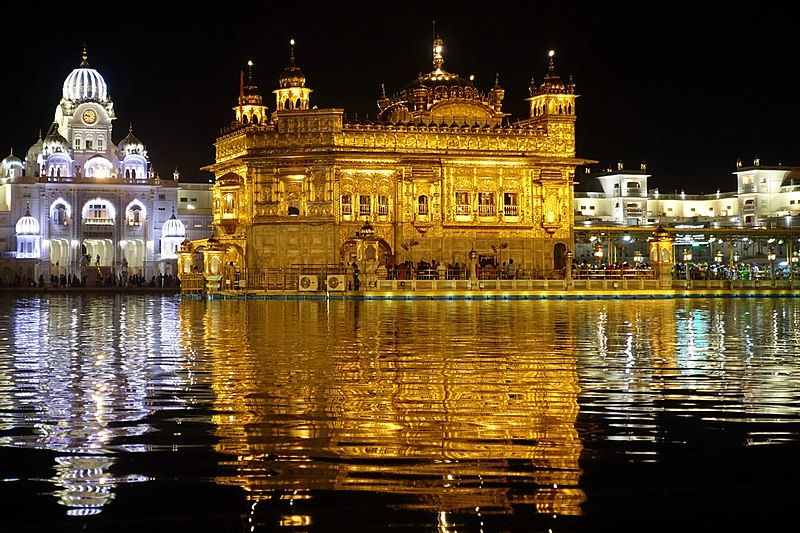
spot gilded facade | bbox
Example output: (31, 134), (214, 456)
(203, 40), (591, 274)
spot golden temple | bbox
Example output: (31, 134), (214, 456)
(201, 37), (591, 274)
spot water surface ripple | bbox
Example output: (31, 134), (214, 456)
(1, 296), (799, 530)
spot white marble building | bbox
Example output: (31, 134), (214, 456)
(0, 48), (212, 282)
(575, 159), (800, 229)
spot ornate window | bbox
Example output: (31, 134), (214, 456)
(478, 192), (495, 217)
(54, 204), (68, 225)
(377, 195), (389, 216)
(127, 205), (143, 226)
(359, 195), (371, 216)
(74, 137), (82, 150)
(417, 195), (429, 216)
(223, 193), (236, 216)
(503, 192), (519, 217)
(455, 191), (470, 216)
(85, 139), (93, 151)
(341, 195), (352, 216)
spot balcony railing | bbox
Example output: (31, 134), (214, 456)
(503, 205), (519, 217)
(84, 217), (114, 225)
(455, 205), (470, 216)
(478, 204), (495, 217)
(359, 205), (371, 217)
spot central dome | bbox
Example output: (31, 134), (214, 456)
(62, 51), (109, 103)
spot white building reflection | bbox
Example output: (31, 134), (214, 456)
(1, 295), (189, 515)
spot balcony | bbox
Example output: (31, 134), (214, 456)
(503, 205), (519, 217)
(359, 205), (371, 217)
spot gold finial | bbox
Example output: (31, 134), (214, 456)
(129, 122), (133, 133)
(380, 83), (387, 98)
(81, 42), (88, 66)
(548, 49), (556, 71)
(289, 38), (296, 65)
(247, 60), (254, 84)
(433, 37), (444, 70)
(494, 72), (500, 87)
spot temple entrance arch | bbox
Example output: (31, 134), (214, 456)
(49, 238), (70, 273)
(82, 239), (114, 267)
(121, 239), (146, 274)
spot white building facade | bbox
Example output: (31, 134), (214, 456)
(575, 159), (800, 229)
(0, 49), (212, 283)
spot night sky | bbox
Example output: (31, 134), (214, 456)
(2, 2), (796, 192)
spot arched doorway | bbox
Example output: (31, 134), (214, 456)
(554, 242), (567, 271)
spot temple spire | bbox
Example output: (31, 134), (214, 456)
(433, 37), (444, 71)
(289, 38), (296, 66)
(247, 60), (254, 84)
(548, 49), (556, 72)
(81, 43), (89, 66)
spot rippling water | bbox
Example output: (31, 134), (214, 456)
(1, 295), (799, 530)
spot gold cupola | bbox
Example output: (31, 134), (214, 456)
(234, 60), (267, 125)
(274, 39), (312, 111)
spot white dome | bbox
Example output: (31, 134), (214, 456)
(2, 150), (22, 169)
(62, 63), (109, 102)
(161, 213), (186, 237)
(16, 209), (40, 235)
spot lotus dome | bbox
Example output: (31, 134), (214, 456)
(62, 51), (109, 103)
(15, 208), (40, 235)
(161, 212), (186, 238)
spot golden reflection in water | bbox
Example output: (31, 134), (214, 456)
(181, 299), (585, 516)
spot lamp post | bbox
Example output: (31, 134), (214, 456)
(683, 248), (692, 288)
(593, 241), (604, 268)
(768, 247), (776, 281)
(791, 252), (799, 287)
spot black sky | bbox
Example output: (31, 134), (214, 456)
(1, 2), (797, 192)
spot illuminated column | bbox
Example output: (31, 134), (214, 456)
(767, 247), (776, 282)
(682, 248), (693, 288)
(203, 235), (226, 293)
(593, 241), (603, 268)
(469, 248), (478, 285)
(564, 249), (574, 290)
(648, 225), (674, 289)
(177, 239), (193, 280)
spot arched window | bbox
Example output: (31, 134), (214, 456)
(127, 205), (143, 226)
(242, 114), (249, 124)
(131, 168), (137, 179)
(86, 139), (93, 150)
(223, 193), (236, 214)
(53, 204), (68, 225)
(284, 98), (291, 109)
(417, 195), (429, 216)
(97, 137), (104, 150)
(75, 138), (82, 150)
(288, 206), (299, 216)
(252, 114), (259, 124)
(125, 168), (131, 179)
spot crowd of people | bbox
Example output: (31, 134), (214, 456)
(0, 260), (181, 289)
(383, 258), (525, 280)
